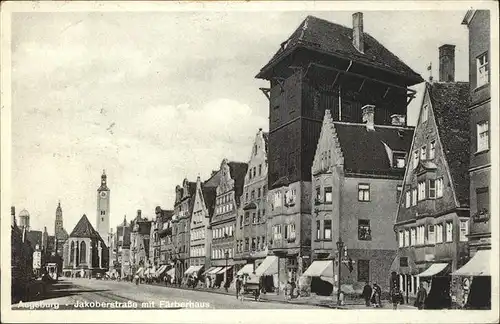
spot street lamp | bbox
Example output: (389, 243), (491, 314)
(336, 238), (344, 306)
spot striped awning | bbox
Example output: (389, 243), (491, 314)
(453, 250), (490, 276)
(417, 263), (449, 277)
(237, 264), (254, 276)
(217, 266), (233, 274)
(209, 267), (223, 274)
(254, 256), (278, 276)
(155, 265), (168, 277)
(203, 267), (216, 276)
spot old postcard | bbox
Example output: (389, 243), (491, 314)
(1, 1), (498, 323)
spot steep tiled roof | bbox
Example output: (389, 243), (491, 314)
(428, 82), (470, 207)
(257, 15), (423, 84)
(26, 230), (42, 248)
(333, 123), (414, 176)
(204, 169), (222, 188)
(69, 214), (102, 240)
(202, 185), (217, 218)
(228, 162), (249, 206)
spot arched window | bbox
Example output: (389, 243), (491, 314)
(70, 241), (75, 263)
(80, 241), (86, 263)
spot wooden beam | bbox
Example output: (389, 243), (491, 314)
(358, 79), (366, 93)
(259, 88), (271, 101)
(383, 87), (390, 99)
(309, 62), (417, 95)
(275, 79), (285, 92)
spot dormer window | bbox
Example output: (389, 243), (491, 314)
(393, 152), (406, 168)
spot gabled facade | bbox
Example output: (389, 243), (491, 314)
(171, 179), (196, 279)
(257, 13), (422, 290)
(235, 129), (269, 273)
(62, 214), (109, 277)
(115, 216), (131, 278)
(152, 207), (173, 268)
(210, 159), (248, 286)
(309, 108), (413, 293)
(129, 210), (152, 274)
(394, 72), (470, 304)
(189, 175), (217, 269)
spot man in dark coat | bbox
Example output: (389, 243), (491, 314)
(362, 282), (372, 307)
(415, 282), (428, 309)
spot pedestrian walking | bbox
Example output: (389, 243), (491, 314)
(235, 276), (242, 300)
(415, 282), (428, 310)
(372, 282), (382, 308)
(362, 282), (372, 307)
(391, 287), (403, 310)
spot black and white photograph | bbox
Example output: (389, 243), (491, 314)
(1, 1), (498, 323)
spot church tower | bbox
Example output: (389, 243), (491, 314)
(96, 169), (110, 247)
(55, 201), (63, 236)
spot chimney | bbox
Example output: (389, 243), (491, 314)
(362, 105), (375, 131)
(352, 12), (364, 53)
(390, 114), (406, 126)
(439, 44), (455, 82)
(137, 209), (142, 219)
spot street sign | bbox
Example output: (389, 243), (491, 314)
(33, 251), (42, 269)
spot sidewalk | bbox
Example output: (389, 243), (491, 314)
(143, 281), (414, 309)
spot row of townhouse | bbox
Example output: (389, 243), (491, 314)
(114, 12), (490, 306)
(392, 10), (491, 309)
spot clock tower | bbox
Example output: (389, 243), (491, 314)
(96, 169), (110, 247)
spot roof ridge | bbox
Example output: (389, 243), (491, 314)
(332, 121), (414, 130)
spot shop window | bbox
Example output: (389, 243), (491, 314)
(358, 184), (370, 202)
(357, 260), (370, 282)
(358, 220), (371, 241)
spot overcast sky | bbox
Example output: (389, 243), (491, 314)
(11, 10), (469, 234)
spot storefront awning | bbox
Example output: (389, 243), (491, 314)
(254, 256), (278, 276)
(186, 265), (203, 276)
(417, 263), (449, 277)
(166, 267), (175, 277)
(237, 264), (255, 276)
(209, 267), (223, 274)
(302, 260), (334, 277)
(217, 266), (233, 274)
(203, 267), (216, 276)
(184, 266), (196, 275)
(155, 265), (167, 277)
(453, 250), (491, 276)
(136, 267), (144, 275)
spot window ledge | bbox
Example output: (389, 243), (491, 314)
(473, 83), (489, 92)
(474, 149), (489, 156)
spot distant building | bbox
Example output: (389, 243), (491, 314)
(235, 129), (270, 277)
(96, 170), (110, 247)
(18, 209), (30, 232)
(188, 173), (218, 274)
(54, 201), (69, 255)
(129, 210), (152, 275)
(116, 216), (132, 278)
(62, 214), (109, 277)
(11, 206), (34, 303)
(151, 207), (173, 267)
(394, 47), (470, 308)
(210, 159), (248, 287)
(256, 13), (423, 290)
(171, 179), (197, 281)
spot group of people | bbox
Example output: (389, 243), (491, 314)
(362, 282), (383, 308)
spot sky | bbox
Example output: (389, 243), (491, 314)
(11, 10), (469, 235)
